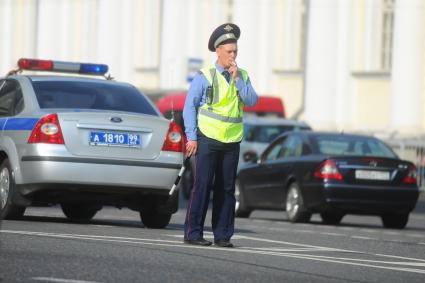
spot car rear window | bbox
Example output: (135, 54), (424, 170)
(244, 124), (310, 143)
(311, 135), (397, 158)
(32, 80), (158, 116)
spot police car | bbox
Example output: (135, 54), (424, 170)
(0, 58), (184, 228)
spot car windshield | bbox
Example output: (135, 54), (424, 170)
(310, 135), (397, 158)
(244, 124), (310, 143)
(32, 80), (158, 116)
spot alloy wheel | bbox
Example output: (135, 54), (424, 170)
(0, 167), (10, 210)
(286, 187), (299, 219)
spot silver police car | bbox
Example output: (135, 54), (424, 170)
(0, 58), (184, 228)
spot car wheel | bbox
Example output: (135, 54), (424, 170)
(285, 182), (311, 223)
(61, 203), (99, 222)
(320, 212), (344, 225)
(235, 179), (251, 218)
(381, 213), (409, 229)
(140, 209), (172, 229)
(0, 159), (26, 219)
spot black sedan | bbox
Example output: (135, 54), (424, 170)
(235, 131), (419, 228)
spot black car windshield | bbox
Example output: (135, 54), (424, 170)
(32, 80), (158, 116)
(311, 135), (397, 158)
(244, 124), (310, 143)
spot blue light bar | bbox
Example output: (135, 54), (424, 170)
(79, 63), (109, 75)
(15, 58), (109, 76)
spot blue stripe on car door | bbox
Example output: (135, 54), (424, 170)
(2, 118), (39, 130)
(0, 118), (6, 130)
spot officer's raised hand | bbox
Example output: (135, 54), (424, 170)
(229, 61), (239, 81)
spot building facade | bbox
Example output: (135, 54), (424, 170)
(1, 0), (424, 137)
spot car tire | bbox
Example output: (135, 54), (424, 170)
(285, 182), (311, 223)
(320, 212), (344, 225)
(140, 210), (172, 229)
(0, 159), (26, 220)
(235, 179), (251, 218)
(61, 203), (99, 222)
(381, 213), (409, 229)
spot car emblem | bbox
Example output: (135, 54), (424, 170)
(369, 160), (378, 167)
(110, 117), (123, 123)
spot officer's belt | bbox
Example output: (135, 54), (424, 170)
(199, 108), (242, 123)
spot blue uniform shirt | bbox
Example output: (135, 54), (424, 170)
(183, 63), (258, 141)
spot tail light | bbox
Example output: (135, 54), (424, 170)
(314, 160), (343, 180)
(28, 113), (64, 144)
(402, 165), (417, 184)
(161, 121), (183, 152)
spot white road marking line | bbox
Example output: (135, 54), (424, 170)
(351, 236), (378, 240)
(383, 231), (401, 236)
(294, 229), (315, 234)
(3, 230), (425, 275)
(406, 234), (424, 238)
(277, 253), (425, 274)
(419, 242), (425, 246)
(339, 227), (355, 231)
(32, 277), (100, 283)
(286, 253), (425, 267)
(373, 253), (425, 263)
(268, 227), (291, 232)
(319, 232), (345, 237)
(165, 233), (345, 251)
(92, 225), (116, 228)
(1, 230), (182, 244)
(360, 229), (376, 233)
(233, 234), (347, 251)
(245, 247), (331, 252)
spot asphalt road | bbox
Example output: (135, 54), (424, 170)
(1, 194), (424, 283)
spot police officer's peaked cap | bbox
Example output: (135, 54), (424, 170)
(208, 23), (241, 52)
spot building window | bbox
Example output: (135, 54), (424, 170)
(273, 0), (306, 73)
(300, 0), (307, 70)
(353, 0), (395, 74)
(381, 0), (394, 71)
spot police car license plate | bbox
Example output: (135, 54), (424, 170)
(89, 131), (141, 147)
(355, 170), (390, 181)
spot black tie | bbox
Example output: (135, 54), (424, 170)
(222, 71), (231, 83)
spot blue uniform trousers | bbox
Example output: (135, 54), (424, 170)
(184, 134), (240, 241)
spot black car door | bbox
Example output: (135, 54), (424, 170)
(264, 135), (305, 208)
(241, 134), (306, 209)
(242, 137), (287, 208)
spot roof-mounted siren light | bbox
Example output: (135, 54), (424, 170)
(11, 58), (110, 78)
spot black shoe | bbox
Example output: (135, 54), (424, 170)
(184, 238), (212, 246)
(214, 240), (234, 248)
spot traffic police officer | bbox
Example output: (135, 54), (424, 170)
(183, 23), (258, 247)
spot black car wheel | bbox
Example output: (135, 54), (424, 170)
(381, 213), (409, 229)
(320, 212), (344, 225)
(235, 180), (251, 218)
(140, 209), (172, 229)
(0, 159), (26, 219)
(61, 203), (100, 222)
(285, 182), (311, 223)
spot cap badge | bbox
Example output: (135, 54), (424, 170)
(224, 25), (233, 32)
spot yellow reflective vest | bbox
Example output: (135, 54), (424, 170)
(198, 65), (249, 143)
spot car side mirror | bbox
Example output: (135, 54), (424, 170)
(243, 150), (258, 163)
